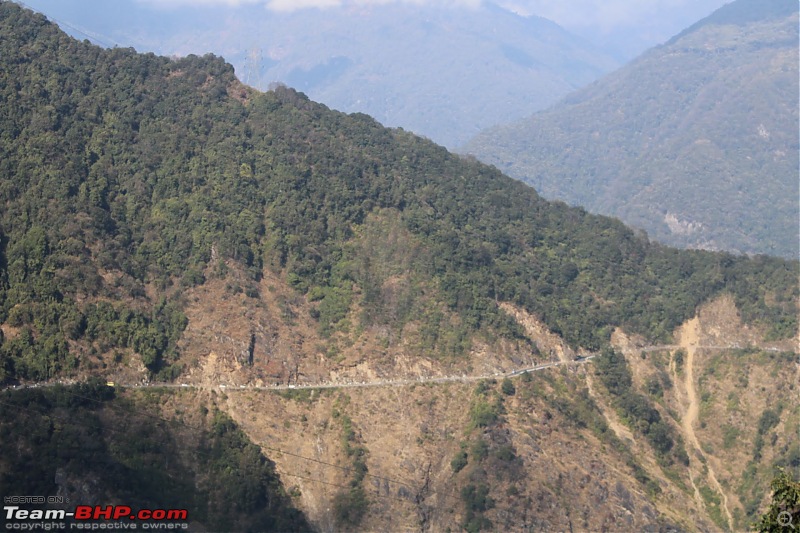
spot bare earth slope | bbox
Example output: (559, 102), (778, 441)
(163, 265), (797, 531)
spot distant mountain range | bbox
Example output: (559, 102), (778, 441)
(18, 0), (619, 148)
(465, 0), (799, 259)
(1, 3), (797, 530)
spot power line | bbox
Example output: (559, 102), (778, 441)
(76, 387), (430, 494)
(0, 384), (464, 506)
(0, 394), (437, 514)
(0, 391), (532, 528)
(15, 1), (118, 48)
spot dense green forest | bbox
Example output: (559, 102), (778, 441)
(593, 347), (689, 467)
(0, 1), (796, 383)
(0, 380), (311, 531)
(465, 0), (799, 259)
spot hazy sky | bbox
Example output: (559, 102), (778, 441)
(136, 0), (483, 11)
(502, 0), (730, 33)
(135, 0), (731, 35)
(20, 0), (735, 61)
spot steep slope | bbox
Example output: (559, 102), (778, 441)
(0, 0), (796, 389)
(0, 381), (312, 531)
(642, 296), (799, 530)
(465, 0), (799, 259)
(677, 317), (734, 530)
(19, 0), (619, 148)
(0, 3), (798, 531)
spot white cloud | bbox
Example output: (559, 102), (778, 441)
(138, 0), (480, 10)
(134, 0), (724, 32)
(499, 0), (729, 33)
(265, 0), (341, 11)
(137, 0), (261, 5)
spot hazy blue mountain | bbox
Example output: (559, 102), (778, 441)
(494, 0), (732, 63)
(1, 5), (797, 530)
(465, 0), (799, 259)
(18, 0), (619, 147)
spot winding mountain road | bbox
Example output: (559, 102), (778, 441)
(7, 342), (782, 393)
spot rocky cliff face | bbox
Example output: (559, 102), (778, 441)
(168, 269), (797, 531)
(1, 3), (796, 530)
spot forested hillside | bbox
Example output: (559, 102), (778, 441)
(465, 0), (799, 259)
(18, 0), (620, 148)
(0, 1), (796, 386)
(0, 380), (311, 531)
(1, 3), (798, 531)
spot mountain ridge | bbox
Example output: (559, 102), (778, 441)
(17, 0), (619, 147)
(1, 0), (796, 386)
(464, 0), (799, 259)
(0, 2), (798, 530)
(667, 0), (799, 43)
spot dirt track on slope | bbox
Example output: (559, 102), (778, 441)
(679, 317), (733, 531)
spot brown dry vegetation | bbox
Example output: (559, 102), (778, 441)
(45, 250), (797, 532)
(151, 272), (797, 532)
(174, 260), (541, 392)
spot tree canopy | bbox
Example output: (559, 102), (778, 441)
(0, 1), (797, 383)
